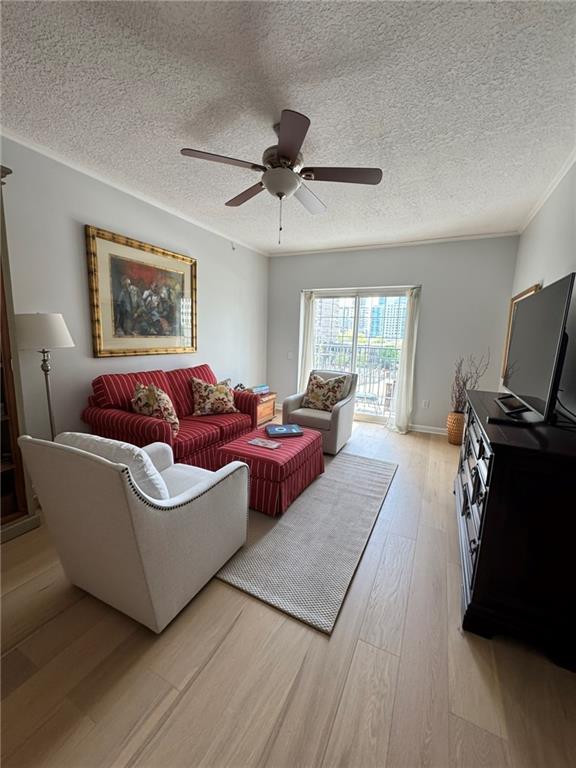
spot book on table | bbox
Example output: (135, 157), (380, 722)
(248, 437), (280, 449)
(265, 424), (304, 438)
(250, 385), (270, 395)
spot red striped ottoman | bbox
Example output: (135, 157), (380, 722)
(216, 427), (324, 517)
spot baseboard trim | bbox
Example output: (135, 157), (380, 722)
(275, 405), (447, 435)
(1, 513), (41, 543)
(409, 423), (448, 436)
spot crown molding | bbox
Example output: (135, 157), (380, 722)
(0, 127), (269, 257)
(271, 230), (520, 258)
(519, 148), (576, 233)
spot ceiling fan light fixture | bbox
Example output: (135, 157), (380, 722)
(262, 167), (302, 200)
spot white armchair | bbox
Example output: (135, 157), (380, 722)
(282, 370), (358, 455)
(18, 433), (248, 633)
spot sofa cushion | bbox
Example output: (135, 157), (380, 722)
(132, 383), (180, 436)
(55, 432), (169, 500)
(186, 413), (252, 441)
(287, 407), (332, 431)
(92, 370), (173, 411)
(302, 372), (349, 412)
(172, 418), (221, 460)
(165, 364), (218, 418)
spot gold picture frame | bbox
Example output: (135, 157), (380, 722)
(86, 226), (197, 357)
(501, 283), (541, 378)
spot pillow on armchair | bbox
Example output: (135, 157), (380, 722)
(301, 373), (350, 412)
(191, 378), (239, 416)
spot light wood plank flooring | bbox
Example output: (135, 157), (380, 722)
(2, 425), (575, 767)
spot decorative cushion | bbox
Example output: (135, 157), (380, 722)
(165, 364), (218, 418)
(191, 378), (239, 416)
(301, 373), (349, 412)
(55, 432), (169, 500)
(132, 383), (180, 436)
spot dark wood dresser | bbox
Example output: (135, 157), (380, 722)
(455, 390), (576, 668)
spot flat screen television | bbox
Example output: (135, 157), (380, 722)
(502, 272), (575, 423)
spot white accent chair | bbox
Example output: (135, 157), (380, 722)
(282, 370), (358, 455)
(18, 433), (248, 633)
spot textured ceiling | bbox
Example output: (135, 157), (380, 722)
(1, 1), (575, 255)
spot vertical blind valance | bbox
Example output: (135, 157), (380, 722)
(301, 286), (417, 300)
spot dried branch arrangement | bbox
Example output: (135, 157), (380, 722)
(450, 351), (490, 413)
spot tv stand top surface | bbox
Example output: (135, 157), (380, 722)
(468, 391), (576, 458)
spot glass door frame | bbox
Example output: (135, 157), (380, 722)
(304, 286), (410, 425)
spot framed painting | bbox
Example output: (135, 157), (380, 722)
(85, 226), (197, 357)
(501, 282), (541, 377)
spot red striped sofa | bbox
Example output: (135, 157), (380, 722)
(81, 364), (260, 470)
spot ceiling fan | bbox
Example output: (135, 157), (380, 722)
(180, 110), (383, 220)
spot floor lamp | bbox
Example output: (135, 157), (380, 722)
(15, 313), (75, 440)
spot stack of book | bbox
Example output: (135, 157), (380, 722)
(250, 384), (270, 396)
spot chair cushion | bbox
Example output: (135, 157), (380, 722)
(165, 364), (218, 417)
(172, 418), (221, 460)
(302, 372), (349, 412)
(186, 413), (252, 441)
(55, 432), (169, 499)
(287, 407), (332, 431)
(132, 383), (179, 436)
(161, 463), (215, 497)
(92, 370), (173, 411)
(191, 378), (239, 416)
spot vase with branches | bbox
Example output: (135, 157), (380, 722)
(447, 351), (490, 444)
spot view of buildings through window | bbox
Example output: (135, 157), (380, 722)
(312, 294), (407, 418)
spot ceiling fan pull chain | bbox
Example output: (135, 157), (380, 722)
(278, 196), (283, 245)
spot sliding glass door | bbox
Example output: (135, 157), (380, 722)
(311, 291), (407, 420)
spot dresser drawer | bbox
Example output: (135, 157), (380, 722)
(466, 421), (493, 489)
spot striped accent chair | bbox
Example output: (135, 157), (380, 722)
(82, 364), (260, 469)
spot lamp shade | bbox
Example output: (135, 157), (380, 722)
(15, 313), (75, 351)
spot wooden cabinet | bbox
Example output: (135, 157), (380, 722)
(256, 393), (277, 426)
(455, 390), (576, 669)
(1, 168), (27, 525)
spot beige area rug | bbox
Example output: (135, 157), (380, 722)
(217, 453), (397, 634)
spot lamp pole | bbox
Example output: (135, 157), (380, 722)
(39, 348), (56, 440)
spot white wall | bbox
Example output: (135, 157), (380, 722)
(1, 137), (268, 439)
(267, 237), (518, 431)
(512, 162), (576, 414)
(512, 164), (575, 294)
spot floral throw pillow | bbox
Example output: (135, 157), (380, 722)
(132, 383), (179, 436)
(301, 373), (349, 412)
(191, 378), (239, 416)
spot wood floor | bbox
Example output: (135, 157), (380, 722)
(2, 425), (575, 768)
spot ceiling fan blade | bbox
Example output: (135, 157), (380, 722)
(181, 148), (265, 172)
(294, 183), (327, 215)
(277, 110), (311, 165)
(300, 167), (383, 185)
(225, 182), (265, 207)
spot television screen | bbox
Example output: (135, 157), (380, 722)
(503, 273), (575, 420)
